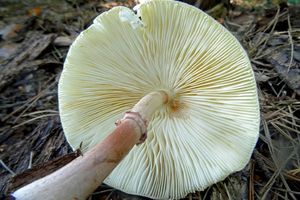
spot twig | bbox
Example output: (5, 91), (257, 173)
(203, 186), (212, 200)
(28, 151), (34, 169)
(0, 101), (28, 109)
(287, 13), (294, 72)
(277, 84), (286, 98)
(90, 189), (115, 195)
(253, 6), (281, 57)
(270, 122), (298, 144)
(287, 105), (297, 130)
(268, 82), (278, 96)
(248, 161), (255, 200)
(104, 190), (114, 200)
(273, 121), (300, 135)
(0, 159), (16, 176)
(22, 110), (58, 117)
(273, 29), (300, 34)
(279, 173), (297, 200)
(223, 184), (233, 200)
(251, 59), (272, 67)
(258, 183), (300, 195)
(12, 113), (57, 129)
(254, 44), (290, 60)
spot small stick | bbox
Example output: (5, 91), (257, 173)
(28, 151), (34, 169)
(0, 159), (16, 176)
(248, 161), (255, 200)
(287, 13), (294, 72)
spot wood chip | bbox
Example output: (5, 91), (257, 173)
(0, 32), (56, 91)
(53, 35), (76, 47)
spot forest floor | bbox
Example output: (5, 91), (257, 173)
(0, 0), (299, 199)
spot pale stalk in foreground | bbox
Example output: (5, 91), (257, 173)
(12, 91), (168, 200)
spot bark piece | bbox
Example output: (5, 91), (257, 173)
(5, 150), (80, 194)
(0, 32), (56, 91)
(0, 118), (72, 194)
(269, 50), (300, 95)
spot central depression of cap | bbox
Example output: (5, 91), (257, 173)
(58, 0), (260, 199)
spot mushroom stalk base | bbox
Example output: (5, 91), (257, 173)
(12, 91), (168, 200)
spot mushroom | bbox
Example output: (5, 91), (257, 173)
(12, 0), (260, 199)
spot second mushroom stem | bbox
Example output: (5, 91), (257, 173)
(12, 91), (168, 200)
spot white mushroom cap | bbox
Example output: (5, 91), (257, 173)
(58, 0), (260, 199)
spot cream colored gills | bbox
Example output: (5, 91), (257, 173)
(58, 0), (260, 199)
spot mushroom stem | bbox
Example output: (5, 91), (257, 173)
(12, 91), (168, 200)
(132, 91), (169, 121)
